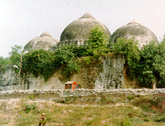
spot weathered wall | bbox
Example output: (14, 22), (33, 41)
(0, 55), (139, 91)
(70, 63), (102, 89)
(25, 73), (64, 90)
(0, 67), (18, 90)
(95, 54), (125, 89)
(122, 65), (140, 88)
(0, 69), (64, 91)
(0, 59), (103, 91)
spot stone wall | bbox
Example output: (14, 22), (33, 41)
(95, 54), (125, 89)
(0, 89), (164, 99)
(0, 68), (64, 91)
(0, 67), (18, 90)
(0, 54), (138, 91)
(70, 63), (102, 89)
(122, 65), (140, 88)
(0, 58), (103, 91)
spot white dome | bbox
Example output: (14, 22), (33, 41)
(24, 32), (58, 52)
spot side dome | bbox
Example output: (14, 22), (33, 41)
(110, 21), (157, 49)
(60, 13), (111, 44)
(23, 32), (58, 52)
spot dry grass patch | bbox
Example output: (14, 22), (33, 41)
(0, 95), (165, 126)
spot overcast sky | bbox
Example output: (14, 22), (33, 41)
(0, 0), (165, 57)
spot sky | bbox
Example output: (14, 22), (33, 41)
(0, 0), (165, 57)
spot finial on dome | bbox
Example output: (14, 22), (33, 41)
(128, 20), (139, 25)
(79, 13), (95, 19)
(40, 32), (52, 37)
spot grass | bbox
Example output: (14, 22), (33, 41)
(0, 94), (164, 126)
(0, 114), (10, 125)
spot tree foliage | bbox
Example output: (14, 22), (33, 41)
(8, 45), (22, 67)
(113, 38), (165, 88)
(87, 25), (109, 57)
(0, 57), (11, 73)
(137, 41), (165, 87)
(54, 46), (80, 78)
(113, 38), (140, 78)
(22, 49), (56, 80)
(153, 40), (165, 86)
(88, 25), (108, 48)
(22, 46), (84, 80)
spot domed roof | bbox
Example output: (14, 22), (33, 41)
(24, 32), (58, 52)
(110, 21), (157, 49)
(60, 13), (111, 42)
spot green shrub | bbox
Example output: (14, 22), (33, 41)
(113, 38), (165, 88)
(24, 104), (36, 113)
(27, 94), (35, 100)
(121, 118), (131, 126)
(154, 116), (165, 122)
(143, 118), (150, 122)
(127, 95), (135, 101)
(100, 96), (114, 104)
(150, 97), (164, 108)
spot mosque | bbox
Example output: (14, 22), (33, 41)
(24, 13), (157, 51)
(0, 13), (158, 90)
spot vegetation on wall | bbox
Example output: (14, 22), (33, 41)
(52, 46), (81, 78)
(21, 25), (108, 80)
(87, 25), (110, 57)
(1, 25), (165, 88)
(113, 38), (165, 88)
(137, 40), (165, 88)
(21, 47), (85, 80)
(112, 38), (140, 78)
(22, 49), (56, 80)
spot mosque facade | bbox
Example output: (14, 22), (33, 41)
(0, 13), (158, 90)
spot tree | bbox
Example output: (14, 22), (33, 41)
(87, 25), (109, 57)
(8, 45), (22, 66)
(137, 41), (158, 87)
(113, 38), (140, 78)
(0, 57), (11, 73)
(153, 40), (165, 87)
(22, 48), (80, 80)
(54, 46), (80, 78)
(22, 49), (56, 80)
(134, 40), (164, 88)
(88, 25), (108, 48)
(112, 37), (165, 88)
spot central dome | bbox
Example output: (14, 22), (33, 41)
(60, 13), (111, 44)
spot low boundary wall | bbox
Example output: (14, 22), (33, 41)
(0, 89), (165, 99)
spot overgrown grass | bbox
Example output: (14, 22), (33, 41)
(0, 94), (164, 126)
(131, 94), (165, 112)
(63, 94), (128, 105)
(0, 114), (10, 125)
